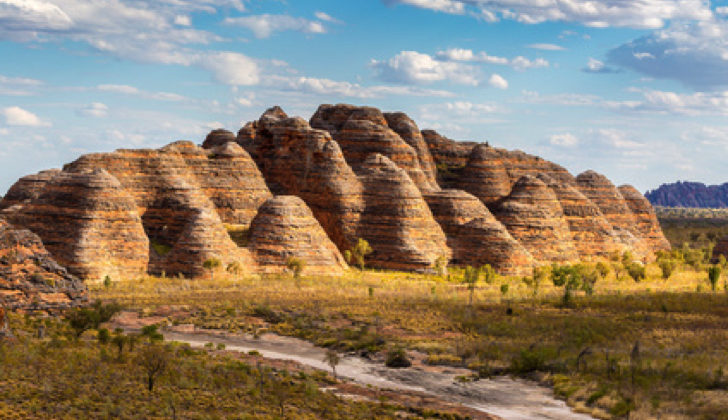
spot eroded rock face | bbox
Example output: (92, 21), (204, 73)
(240, 107), (450, 271)
(358, 154), (450, 270)
(0, 218), (88, 311)
(3, 103), (669, 279)
(248, 196), (347, 275)
(201, 129), (236, 149)
(537, 174), (623, 259)
(457, 144), (512, 206)
(311, 104), (436, 192)
(493, 175), (578, 264)
(424, 190), (533, 275)
(11, 169), (149, 282)
(0, 169), (61, 211)
(618, 185), (671, 253)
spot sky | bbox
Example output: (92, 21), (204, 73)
(1, 0), (728, 194)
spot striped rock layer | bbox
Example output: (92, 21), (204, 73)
(0, 103), (668, 282)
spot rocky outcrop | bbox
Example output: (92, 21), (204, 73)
(0, 169), (60, 212)
(457, 144), (512, 206)
(493, 175), (578, 264)
(310, 104), (436, 192)
(0, 218), (88, 311)
(240, 107), (449, 271)
(537, 174), (623, 259)
(2, 103), (670, 280)
(358, 154), (450, 270)
(201, 129), (236, 149)
(10, 169), (149, 282)
(248, 196), (347, 275)
(646, 181), (728, 208)
(424, 190), (533, 275)
(618, 185), (671, 252)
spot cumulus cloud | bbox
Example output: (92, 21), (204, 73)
(2, 106), (49, 126)
(488, 74), (508, 89)
(436, 48), (549, 70)
(582, 58), (620, 73)
(199, 52), (260, 86)
(549, 132), (579, 147)
(384, 0), (465, 14)
(607, 18), (728, 89)
(77, 102), (108, 118)
(223, 14), (326, 38)
(314, 11), (342, 24)
(383, 0), (712, 29)
(371, 50), (480, 85)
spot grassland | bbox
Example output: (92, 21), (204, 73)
(84, 251), (728, 420)
(656, 206), (728, 249)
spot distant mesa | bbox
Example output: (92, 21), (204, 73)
(0, 103), (669, 291)
(646, 181), (728, 208)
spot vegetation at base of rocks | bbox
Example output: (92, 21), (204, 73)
(85, 245), (728, 420)
(203, 258), (222, 281)
(0, 315), (454, 420)
(149, 240), (172, 257)
(286, 257), (306, 279)
(344, 238), (373, 270)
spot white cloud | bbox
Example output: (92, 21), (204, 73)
(520, 90), (600, 106)
(223, 14), (326, 38)
(549, 132), (579, 147)
(436, 48), (548, 70)
(608, 89), (728, 116)
(384, 0), (712, 29)
(371, 50), (480, 85)
(78, 102), (108, 118)
(0, 73), (43, 95)
(266, 75), (455, 98)
(385, 0), (465, 14)
(527, 43), (566, 51)
(314, 11), (342, 24)
(2, 106), (49, 126)
(582, 57), (620, 73)
(199, 52), (260, 86)
(96, 84), (188, 101)
(716, 7), (728, 15)
(488, 73), (508, 89)
(607, 18), (728, 89)
(174, 15), (191, 26)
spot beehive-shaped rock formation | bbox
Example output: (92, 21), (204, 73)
(424, 190), (533, 275)
(1, 103), (670, 282)
(493, 175), (578, 264)
(10, 169), (149, 281)
(618, 185), (671, 252)
(248, 196), (347, 275)
(0, 218), (88, 311)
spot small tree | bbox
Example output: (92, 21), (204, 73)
(595, 262), (610, 279)
(348, 238), (373, 270)
(626, 263), (646, 282)
(66, 300), (121, 338)
(481, 264), (498, 285)
(551, 264), (581, 306)
(286, 257), (306, 279)
(103, 275), (112, 289)
(462, 266), (480, 307)
(523, 265), (549, 298)
(659, 259), (676, 280)
(112, 328), (126, 360)
(137, 343), (171, 392)
(324, 349), (340, 379)
(203, 258), (221, 281)
(433, 255), (448, 277)
(226, 261), (242, 278)
(708, 265), (722, 292)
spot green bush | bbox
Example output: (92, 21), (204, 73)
(385, 347), (411, 368)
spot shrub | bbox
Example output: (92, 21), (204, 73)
(659, 259), (676, 280)
(347, 239), (373, 270)
(66, 300), (121, 338)
(286, 257), (305, 278)
(136, 343), (171, 392)
(626, 263), (646, 282)
(708, 265), (722, 292)
(97, 328), (110, 344)
(385, 347), (411, 368)
(203, 258), (221, 281)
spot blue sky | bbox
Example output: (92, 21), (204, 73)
(1, 0), (728, 193)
